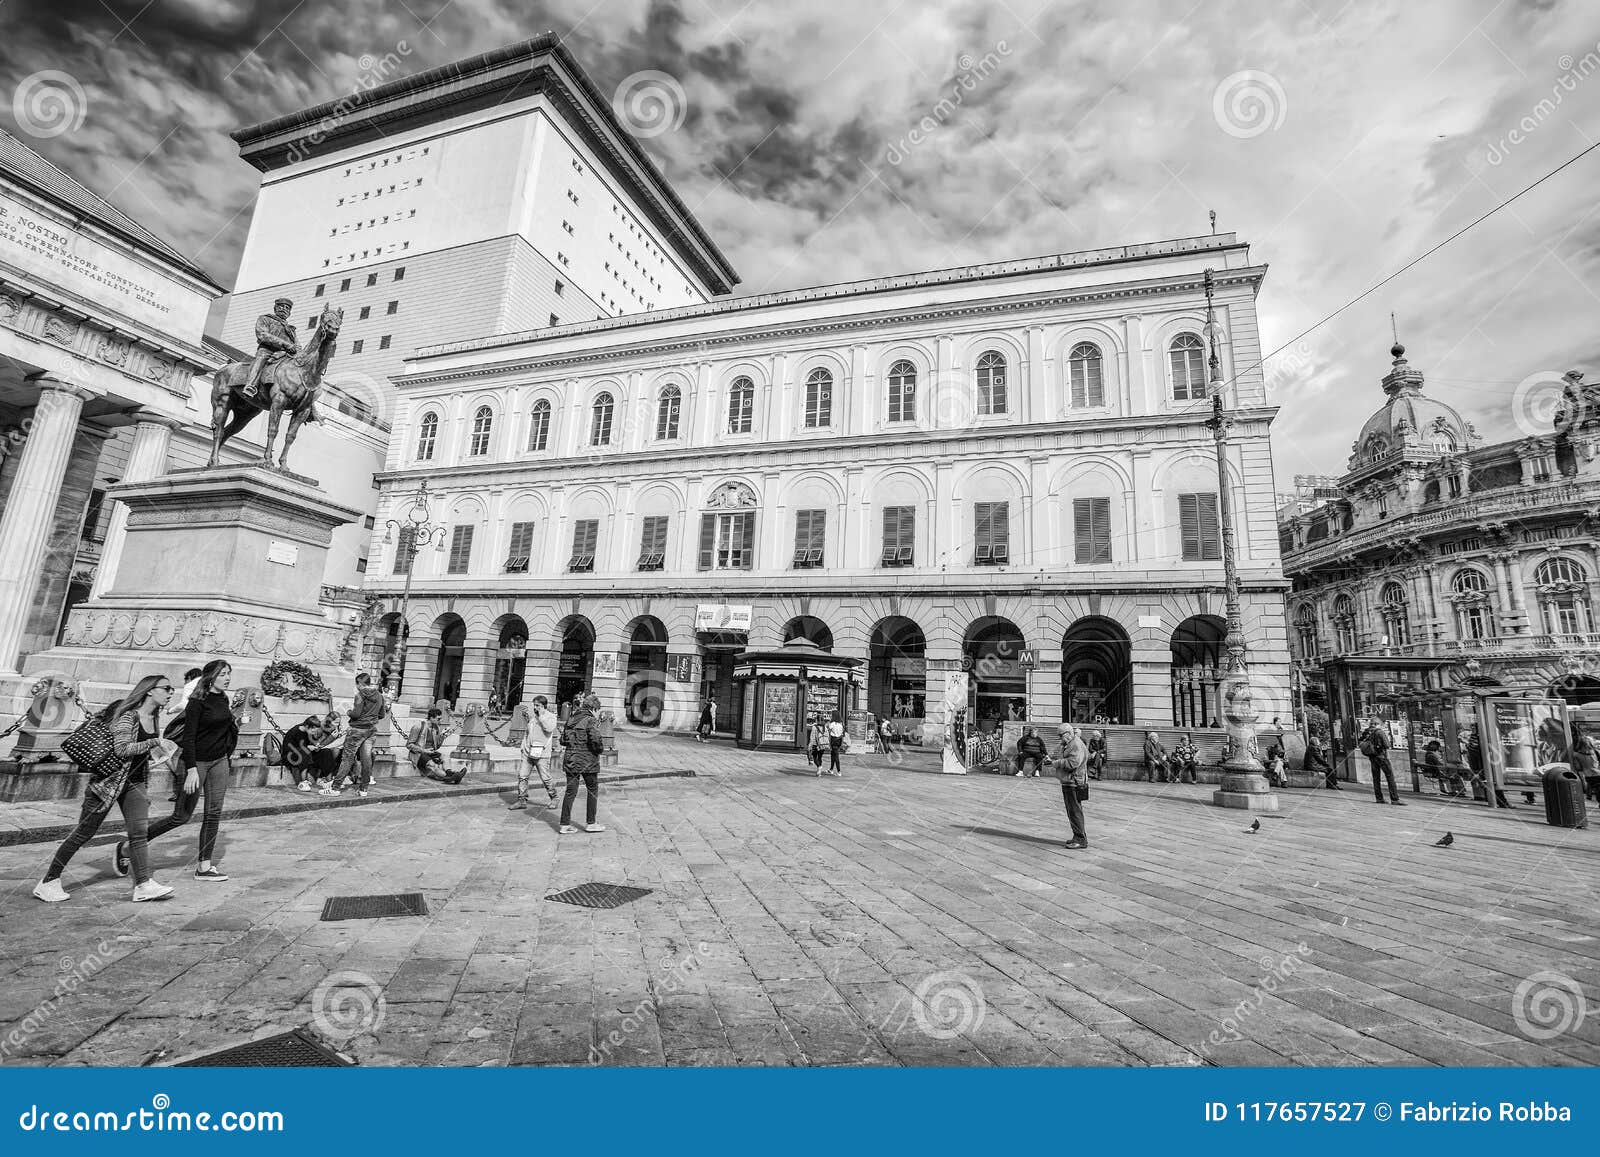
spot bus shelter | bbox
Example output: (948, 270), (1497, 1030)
(1387, 685), (1570, 803)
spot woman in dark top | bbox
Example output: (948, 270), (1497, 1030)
(142, 659), (238, 882)
(35, 674), (178, 903)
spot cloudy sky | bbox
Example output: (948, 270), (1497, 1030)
(3, 0), (1598, 486)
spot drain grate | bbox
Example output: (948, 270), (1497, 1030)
(175, 1028), (353, 1067)
(320, 892), (429, 921)
(545, 882), (653, 909)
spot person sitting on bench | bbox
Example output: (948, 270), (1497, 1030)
(408, 708), (466, 784)
(1013, 726), (1049, 777)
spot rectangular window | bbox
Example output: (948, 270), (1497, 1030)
(881, 505), (914, 566)
(356, 557), (367, 574)
(306, 316), (316, 330)
(699, 511), (755, 570)
(392, 533), (416, 575)
(359, 306), (371, 320)
(314, 283), (325, 297)
(340, 278), (351, 292)
(792, 509), (826, 568)
(352, 339), (364, 354)
(1073, 497), (1112, 564)
(549, 313), (559, 327)
(638, 515), (668, 570)
(554, 279), (564, 296)
(394, 267), (405, 281)
(366, 272), (378, 287)
(446, 525), (474, 574)
(1178, 493), (1221, 561)
(505, 521), (534, 573)
(386, 301), (398, 315)
(379, 335), (391, 350)
(569, 519), (598, 572)
(974, 501), (1010, 565)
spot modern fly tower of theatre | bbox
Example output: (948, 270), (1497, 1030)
(366, 219), (1292, 745)
(220, 34), (739, 585)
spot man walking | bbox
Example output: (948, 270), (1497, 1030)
(1360, 717), (1403, 806)
(244, 298), (298, 403)
(511, 695), (559, 808)
(558, 693), (606, 834)
(1056, 724), (1089, 849)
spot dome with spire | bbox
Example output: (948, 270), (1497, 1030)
(1348, 341), (1477, 470)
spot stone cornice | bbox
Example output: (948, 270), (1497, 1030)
(373, 405), (1280, 485)
(399, 264), (1267, 389)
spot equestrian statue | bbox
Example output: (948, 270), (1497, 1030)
(207, 297), (343, 471)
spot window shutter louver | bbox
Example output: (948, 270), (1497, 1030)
(739, 511), (755, 569)
(1073, 498), (1093, 563)
(1198, 493), (1220, 560)
(698, 513), (715, 570)
(1180, 494), (1200, 560)
(447, 525), (473, 574)
(1091, 498), (1111, 562)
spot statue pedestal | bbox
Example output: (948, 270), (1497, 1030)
(6, 465), (362, 732)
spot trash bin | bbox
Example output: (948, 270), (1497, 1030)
(1542, 765), (1589, 829)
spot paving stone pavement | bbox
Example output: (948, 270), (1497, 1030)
(0, 736), (1597, 1067)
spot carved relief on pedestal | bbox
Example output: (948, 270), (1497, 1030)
(250, 621), (279, 655)
(152, 615), (178, 649)
(143, 357), (172, 384)
(0, 295), (19, 323)
(178, 613), (204, 650)
(42, 315), (79, 345)
(98, 336), (130, 366)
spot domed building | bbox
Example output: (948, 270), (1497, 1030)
(1279, 342), (1600, 786)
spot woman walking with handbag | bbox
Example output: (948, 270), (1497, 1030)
(35, 675), (180, 902)
(143, 659), (238, 881)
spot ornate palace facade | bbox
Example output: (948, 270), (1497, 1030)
(363, 232), (1291, 739)
(1279, 345), (1600, 745)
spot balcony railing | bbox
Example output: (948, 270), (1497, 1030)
(1303, 631), (1600, 663)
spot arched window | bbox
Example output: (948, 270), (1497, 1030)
(1330, 593), (1357, 653)
(1379, 581), (1410, 647)
(727, 376), (754, 434)
(656, 384), (681, 440)
(590, 392), (615, 446)
(804, 368), (833, 428)
(1432, 429), (1456, 452)
(468, 406), (492, 456)
(1363, 434), (1390, 461)
(1450, 569), (1493, 641)
(1535, 557), (1591, 636)
(1169, 333), (1206, 401)
(976, 351), (1007, 415)
(416, 411), (438, 461)
(887, 359), (917, 423)
(527, 399), (551, 451)
(1068, 342), (1104, 408)
(1293, 604), (1318, 661)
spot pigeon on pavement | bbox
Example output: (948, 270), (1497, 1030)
(1434, 831), (1454, 848)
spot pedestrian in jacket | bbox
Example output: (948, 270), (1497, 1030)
(558, 693), (606, 833)
(1086, 730), (1107, 780)
(512, 695), (560, 808)
(696, 698), (716, 743)
(808, 717), (827, 775)
(1572, 723), (1600, 803)
(1173, 733), (1200, 784)
(1360, 719), (1403, 806)
(143, 659), (238, 881)
(326, 672), (384, 796)
(1013, 726), (1048, 777)
(408, 708), (466, 784)
(36, 674), (180, 903)
(826, 712), (846, 776)
(1055, 725), (1089, 849)
(1140, 731), (1167, 782)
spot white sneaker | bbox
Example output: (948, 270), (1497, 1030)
(559, 824), (578, 834)
(319, 785), (341, 797)
(298, 781), (312, 792)
(132, 879), (174, 902)
(33, 879), (69, 903)
(584, 823), (606, 833)
(357, 789), (368, 798)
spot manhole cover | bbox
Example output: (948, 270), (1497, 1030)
(174, 1028), (353, 1067)
(545, 882), (653, 909)
(320, 892), (429, 921)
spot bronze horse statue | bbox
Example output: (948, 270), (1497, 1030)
(208, 303), (343, 470)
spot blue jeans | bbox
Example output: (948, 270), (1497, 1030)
(46, 783), (152, 885)
(148, 756), (230, 862)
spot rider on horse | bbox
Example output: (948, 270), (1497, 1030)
(244, 298), (299, 403)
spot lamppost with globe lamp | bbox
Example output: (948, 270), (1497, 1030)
(382, 479), (446, 698)
(1203, 267), (1278, 812)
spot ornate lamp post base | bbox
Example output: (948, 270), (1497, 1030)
(1212, 771), (1280, 812)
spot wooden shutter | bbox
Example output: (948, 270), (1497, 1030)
(1197, 493), (1220, 560)
(992, 501), (1009, 560)
(575, 519), (598, 556)
(1179, 494), (1200, 560)
(393, 534), (416, 575)
(641, 515), (668, 555)
(447, 525), (473, 574)
(698, 513), (716, 570)
(1075, 498), (1110, 563)
(508, 521), (534, 558)
(974, 502), (993, 559)
(738, 511), (756, 569)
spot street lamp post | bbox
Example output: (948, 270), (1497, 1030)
(382, 479), (446, 699)
(1203, 268), (1278, 812)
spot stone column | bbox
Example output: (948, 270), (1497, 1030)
(92, 415), (180, 598)
(0, 378), (91, 675)
(456, 643), (497, 707)
(21, 422), (109, 660)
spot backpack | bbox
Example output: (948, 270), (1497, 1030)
(1358, 732), (1378, 757)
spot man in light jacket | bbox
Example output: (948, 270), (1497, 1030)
(512, 695), (559, 808)
(1056, 725), (1089, 849)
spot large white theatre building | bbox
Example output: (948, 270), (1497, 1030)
(237, 34), (1289, 741)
